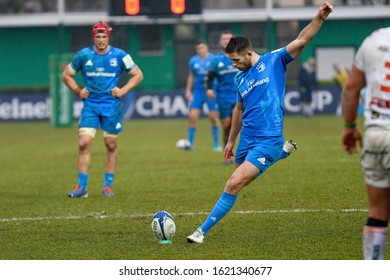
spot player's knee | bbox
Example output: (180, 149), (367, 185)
(78, 138), (91, 151)
(78, 129), (95, 151)
(106, 142), (117, 153)
(188, 116), (197, 125)
(225, 176), (244, 194)
(103, 132), (118, 152)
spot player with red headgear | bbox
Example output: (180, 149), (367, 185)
(61, 22), (143, 198)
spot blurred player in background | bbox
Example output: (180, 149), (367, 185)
(61, 21), (143, 198)
(298, 57), (318, 117)
(205, 30), (240, 164)
(185, 40), (221, 151)
(342, 27), (390, 260)
(333, 64), (349, 116)
(187, 2), (333, 243)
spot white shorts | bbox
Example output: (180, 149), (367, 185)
(361, 126), (390, 188)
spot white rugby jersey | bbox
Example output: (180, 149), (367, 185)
(355, 27), (390, 128)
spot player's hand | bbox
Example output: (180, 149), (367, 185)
(342, 128), (363, 154)
(206, 89), (215, 99)
(319, 2), (333, 20)
(79, 88), (90, 99)
(111, 87), (124, 98)
(185, 90), (192, 102)
(224, 141), (235, 159)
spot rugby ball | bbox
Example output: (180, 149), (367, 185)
(151, 211), (176, 241)
(176, 139), (191, 150)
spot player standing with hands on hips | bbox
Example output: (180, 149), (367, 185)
(342, 27), (390, 260)
(187, 2), (333, 243)
(62, 22), (143, 198)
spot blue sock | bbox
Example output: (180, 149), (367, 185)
(200, 192), (237, 235)
(78, 172), (88, 189)
(211, 126), (220, 148)
(104, 173), (115, 187)
(188, 127), (196, 147)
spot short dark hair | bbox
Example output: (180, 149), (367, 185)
(225, 36), (252, 55)
(195, 39), (207, 46)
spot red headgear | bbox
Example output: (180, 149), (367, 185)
(92, 21), (112, 38)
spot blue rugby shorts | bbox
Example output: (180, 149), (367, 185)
(79, 103), (123, 134)
(235, 135), (284, 173)
(189, 91), (218, 111)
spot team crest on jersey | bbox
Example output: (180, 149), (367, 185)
(256, 62), (266, 73)
(218, 62), (225, 68)
(110, 58), (118, 67)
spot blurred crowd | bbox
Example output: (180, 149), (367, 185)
(0, 0), (106, 13)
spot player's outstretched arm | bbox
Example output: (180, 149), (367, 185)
(286, 2), (333, 59)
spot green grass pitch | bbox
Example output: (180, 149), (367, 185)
(0, 115), (379, 260)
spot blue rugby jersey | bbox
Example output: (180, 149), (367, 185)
(189, 52), (215, 94)
(209, 51), (239, 104)
(70, 45), (135, 106)
(234, 47), (294, 137)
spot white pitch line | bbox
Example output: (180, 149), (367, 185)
(235, 208), (368, 214)
(0, 208), (367, 223)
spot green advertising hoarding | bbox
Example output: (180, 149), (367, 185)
(49, 54), (73, 127)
